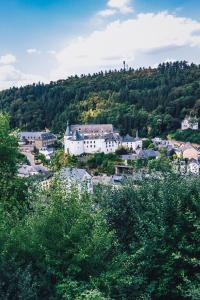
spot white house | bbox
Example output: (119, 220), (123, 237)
(39, 147), (54, 160)
(181, 117), (198, 130)
(64, 123), (142, 156)
(121, 132), (142, 150)
(187, 159), (200, 175)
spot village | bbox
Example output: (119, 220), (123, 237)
(17, 116), (200, 193)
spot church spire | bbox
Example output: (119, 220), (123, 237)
(65, 121), (70, 136)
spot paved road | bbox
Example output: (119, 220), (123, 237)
(22, 151), (49, 174)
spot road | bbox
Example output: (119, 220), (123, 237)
(22, 151), (50, 174)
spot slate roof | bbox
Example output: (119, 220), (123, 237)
(122, 134), (135, 142)
(66, 124), (113, 135)
(19, 132), (56, 141)
(138, 149), (160, 159)
(60, 168), (91, 181)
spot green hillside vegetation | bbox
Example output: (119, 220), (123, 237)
(1, 61), (200, 138)
(170, 128), (200, 144)
(1, 113), (200, 299)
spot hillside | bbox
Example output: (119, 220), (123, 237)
(1, 61), (200, 137)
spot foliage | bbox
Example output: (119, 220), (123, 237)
(51, 149), (78, 171)
(1, 61), (200, 137)
(115, 147), (129, 155)
(147, 156), (172, 173)
(0, 113), (29, 216)
(102, 175), (200, 299)
(142, 139), (152, 149)
(86, 152), (121, 175)
(171, 128), (200, 144)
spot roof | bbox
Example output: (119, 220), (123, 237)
(122, 134), (135, 142)
(121, 154), (137, 160)
(138, 149), (160, 159)
(18, 165), (38, 176)
(19, 132), (56, 141)
(188, 158), (200, 164)
(60, 168), (91, 181)
(104, 133), (121, 142)
(66, 124), (113, 136)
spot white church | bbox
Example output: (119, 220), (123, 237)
(64, 123), (142, 156)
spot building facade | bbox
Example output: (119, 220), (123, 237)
(181, 117), (198, 130)
(19, 132), (57, 149)
(64, 123), (142, 156)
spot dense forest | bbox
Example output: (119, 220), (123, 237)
(1, 61), (200, 137)
(1, 113), (200, 299)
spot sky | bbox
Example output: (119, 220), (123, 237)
(0, 0), (200, 90)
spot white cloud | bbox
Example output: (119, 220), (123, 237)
(97, 0), (133, 17)
(26, 48), (41, 54)
(0, 64), (46, 90)
(47, 50), (56, 55)
(97, 9), (117, 17)
(0, 53), (16, 65)
(53, 12), (200, 79)
(108, 0), (134, 14)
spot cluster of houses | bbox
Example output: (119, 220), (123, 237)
(16, 118), (200, 194)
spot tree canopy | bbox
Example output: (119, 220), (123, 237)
(1, 61), (200, 138)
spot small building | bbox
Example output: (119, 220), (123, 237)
(18, 164), (39, 177)
(121, 132), (142, 151)
(181, 117), (198, 130)
(39, 173), (54, 189)
(18, 132), (57, 149)
(39, 147), (54, 160)
(180, 143), (200, 160)
(187, 159), (200, 175)
(138, 149), (160, 159)
(59, 168), (93, 193)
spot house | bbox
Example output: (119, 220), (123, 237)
(187, 159), (200, 175)
(59, 168), (93, 193)
(181, 117), (198, 130)
(39, 173), (54, 189)
(64, 123), (142, 156)
(39, 147), (54, 160)
(138, 149), (160, 159)
(180, 143), (200, 160)
(121, 132), (142, 151)
(18, 132), (57, 149)
(121, 153), (138, 165)
(18, 164), (39, 177)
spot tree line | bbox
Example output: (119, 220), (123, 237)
(1, 61), (200, 138)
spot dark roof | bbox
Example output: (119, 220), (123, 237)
(19, 132), (56, 141)
(138, 149), (160, 159)
(66, 124), (113, 135)
(60, 168), (91, 181)
(122, 134), (135, 142)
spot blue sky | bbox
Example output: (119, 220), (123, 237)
(0, 0), (200, 90)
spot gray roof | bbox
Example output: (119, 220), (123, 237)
(122, 134), (135, 142)
(19, 132), (56, 141)
(60, 168), (91, 181)
(66, 124), (113, 136)
(138, 149), (160, 159)
(121, 154), (137, 160)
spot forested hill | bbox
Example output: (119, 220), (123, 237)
(1, 61), (200, 137)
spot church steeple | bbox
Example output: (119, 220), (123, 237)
(65, 121), (70, 136)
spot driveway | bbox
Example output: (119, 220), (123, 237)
(22, 151), (49, 174)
